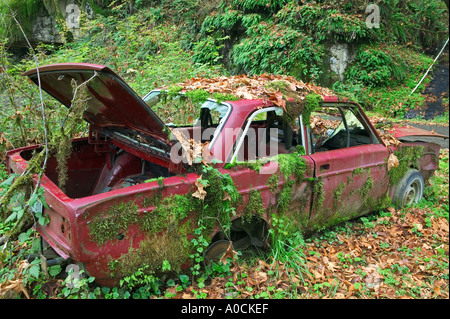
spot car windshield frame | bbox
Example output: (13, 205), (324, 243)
(142, 89), (233, 149)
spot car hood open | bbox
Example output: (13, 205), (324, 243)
(23, 63), (170, 144)
(387, 124), (448, 140)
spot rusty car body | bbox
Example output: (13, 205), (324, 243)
(5, 63), (447, 286)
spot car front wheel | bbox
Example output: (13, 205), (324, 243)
(393, 169), (424, 208)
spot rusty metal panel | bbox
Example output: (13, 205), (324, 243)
(308, 144), (390, 229)
(388, 125), (448, 139)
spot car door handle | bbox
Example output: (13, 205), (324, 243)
(320, 164), (330, 170)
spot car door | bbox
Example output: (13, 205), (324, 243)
(307, 103), (390, 230)
(226, 106), (315, 232)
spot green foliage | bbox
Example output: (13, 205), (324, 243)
(303, 93), (321, 123)
(212, 92), (239, 103)
(277, 150), (306, 182)
(119, 264), (162, 297)
(276, 2), (368, 43)
(197, 165), (241, 235)
(59, 268), (99, 299)
(231, 23), (323, 80)
(192, 34), (227, 65)
(267, 215), (310, 286)
(333, 45), (434, 116)
(0, 0), (448, 300)
(141, 193), (193, 233)
(189, 0), (448, 105)
(189, 221), (210, 276)
(377, 0), (448, 48)
(242, 190), (265, 223)
(231, 0), (290, 12)
(360, 170), (374, 199)
(184, 89), (211, 105)
(0, 0), (41, 43)
(347, 46), (398, 87)
(277, 180), (294, 214)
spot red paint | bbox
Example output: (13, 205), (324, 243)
(23, 64), (170, 144)
(387, 124), (448, 139)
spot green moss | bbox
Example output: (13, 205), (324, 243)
(333, 182), (346, 209)
(242, 189), (265, 223)
(267, 174), (280, 193)
(167, 85), (183, 98)
(140, 194), (194, 234)
(265, 80), (290, 92)
(262, 81), (321, 126)
(303, 93), (322, 124)
(353, 167), (364, 176)
(281, 91), (320, 125)
(98, 166), (243, 278)
(360, 169), (374, 199)
(278, 180), (294, 214)
(88, 201), (140, 246)
(361, 192), (392, 216)
(0, 0), (41, 43)
(388, 145), (424, 185)
(55, 134), (71, 192)
(212, 92), (239, 104)
(185, 89), (211, 105)
(346, 175), (353, 185)
(312, 177), (324, 212)
(0, 149), (45, 218)
(114, 227), (190, 278)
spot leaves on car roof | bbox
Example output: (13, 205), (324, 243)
(165, 73), (335, 108)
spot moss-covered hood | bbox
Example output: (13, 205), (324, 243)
(22, 63), (171, 145)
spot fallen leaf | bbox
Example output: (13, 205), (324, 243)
(387, 153), (399, 171)
(219, 242), (238, 265)
(192, 176), (208, 200)
(222, 192), (231, 201)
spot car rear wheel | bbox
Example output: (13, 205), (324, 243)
(393, 169), (424, 208)
(204, 239), (231, 265)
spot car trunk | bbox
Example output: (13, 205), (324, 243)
(17, 137), (174, 199)
(16, 63), (186, 199)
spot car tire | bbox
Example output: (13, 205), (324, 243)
(204, 239), (231, 265)
(393, 169), (424, 208)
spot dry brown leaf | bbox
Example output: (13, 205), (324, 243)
(181, 292), (195, 299)
(166, 73), (334, 108)
(222, 192), (231, 201)
(378, 130), (401, 147)
(192, 175), (208, 200)
(387, 153), (399, 171)
(0, 260), (30, 299)
(219, 242), (238, 265)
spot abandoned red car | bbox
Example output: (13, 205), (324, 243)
(5, 63), (447, 286)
